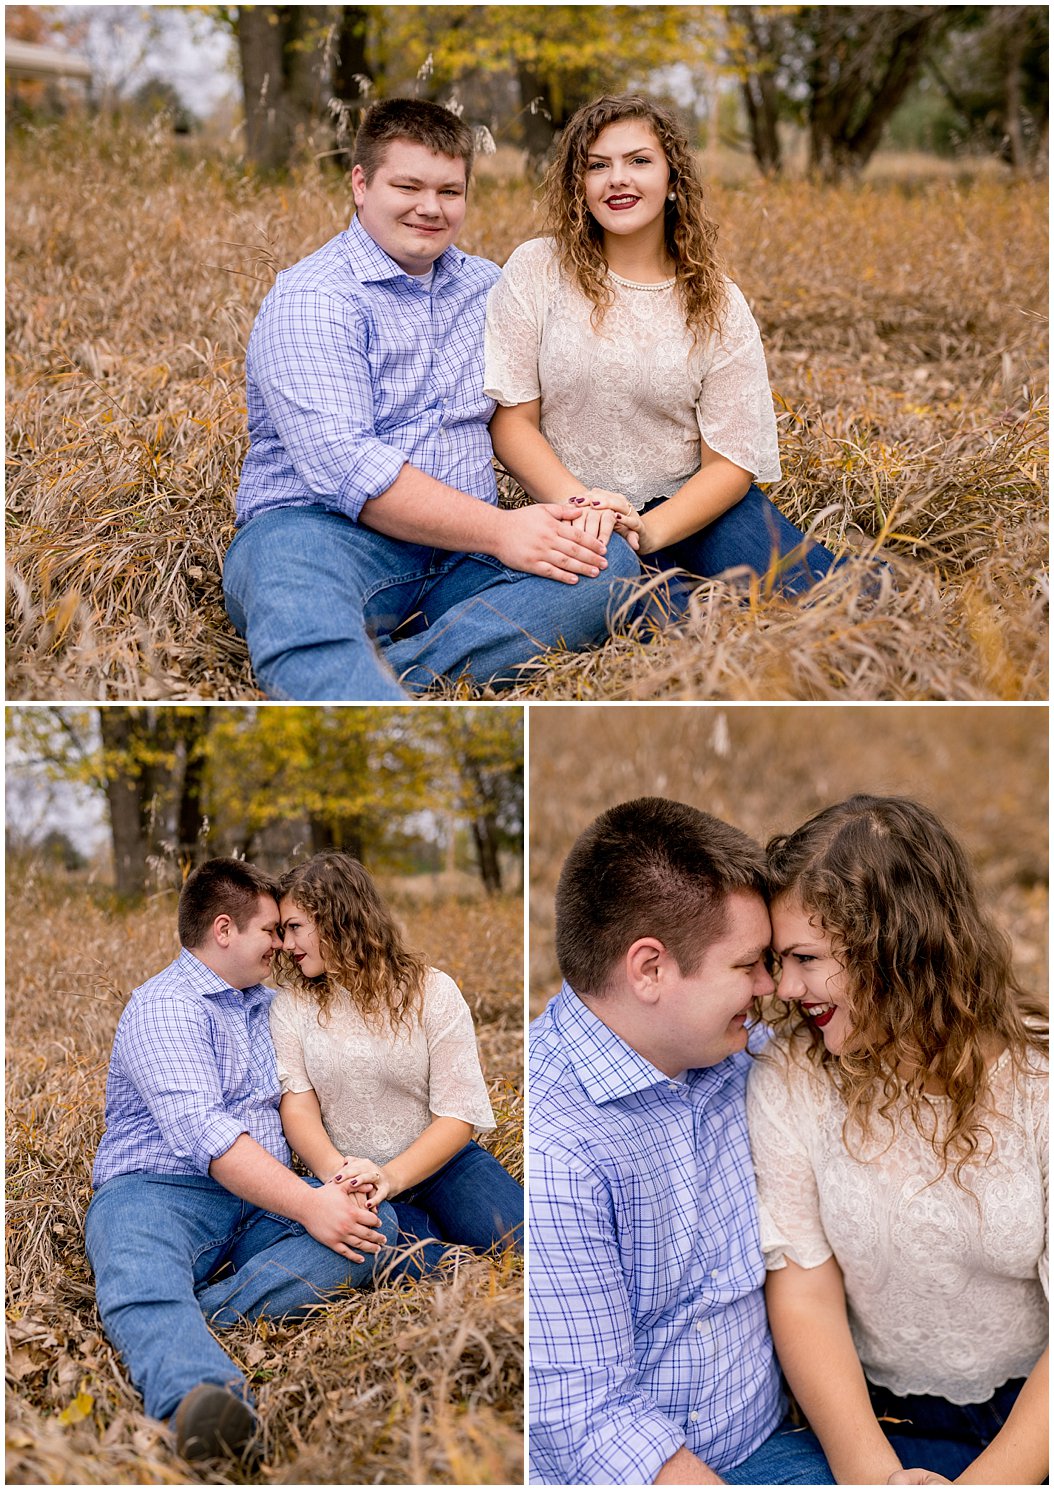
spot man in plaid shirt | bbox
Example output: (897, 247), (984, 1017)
(224, 97), (640, 701)
(86, 859), (397, 1464)
(529, 798), (835, 1485)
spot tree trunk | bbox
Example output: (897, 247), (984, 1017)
(237, 6), (291, 172)
(99, 711), (151, 900)
(1002, 12), (1028, 174)
(470, 817), (503, 896)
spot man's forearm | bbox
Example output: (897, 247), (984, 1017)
(209, 1132), (314, 1224)
(358, 462), (509, 554)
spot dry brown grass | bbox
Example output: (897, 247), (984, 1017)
(528, 705), (1048, 1017)
(5, 119), (1048, 700)
(6, 877), (523, 1485)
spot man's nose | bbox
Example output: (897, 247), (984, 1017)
(414, 193), (442, 216)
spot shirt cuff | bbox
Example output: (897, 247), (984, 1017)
(575, 1410), (686, 1485)
(193, 1114), (250, 1173)
(336, 440), (407, 520)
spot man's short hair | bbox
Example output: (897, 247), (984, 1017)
(555, 797), (767, 995)
(177, 858), (280, 950)
(353, 97), (476, 183)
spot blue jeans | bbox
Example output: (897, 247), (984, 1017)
(871, 1377), (1029, 1480)
(223, 505), (641, 701)
(85, 1171), (401, 1422)
(724, 1416), (836, 1484)
(392, 1141), (524, 1265)
(647, 485), (836, 600)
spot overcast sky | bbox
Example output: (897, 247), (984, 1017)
(53, 5), (239, 118)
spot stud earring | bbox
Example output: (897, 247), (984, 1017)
(667, 190), (677, 201)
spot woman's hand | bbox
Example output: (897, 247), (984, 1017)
(571, 490), (644, 551)
(327, 1154), (392, 1208)
(887, 1473), (951, 1485)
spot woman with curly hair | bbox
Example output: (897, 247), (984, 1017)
(748, 795), (1047, 1485)
(485, 93), (836, 598)
(268, 852), (523, 1259)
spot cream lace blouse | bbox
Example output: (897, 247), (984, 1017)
(746, 1037), (1048, 1402)
(269, 968), (495, 1166)
(484, 236), (781, 509)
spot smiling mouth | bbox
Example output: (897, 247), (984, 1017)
(803, 1002), (837, 1028)
(605, 195), (639, 209)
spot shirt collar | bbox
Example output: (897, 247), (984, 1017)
(554, 982), (681, 1105)
(344, 212), (465, 286)
(176, 947), (272, 1008)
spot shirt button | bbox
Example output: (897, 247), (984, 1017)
(696, 1320), (710, 1335)
(667, 1082), (678, 1091)
(690, 1412), (699, 1423)
(710, 1270), (719, 1280)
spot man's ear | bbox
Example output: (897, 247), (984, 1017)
(624, 937), (667, 1006)
(350, 162), (367, 208)
(211, 912), (233, 948)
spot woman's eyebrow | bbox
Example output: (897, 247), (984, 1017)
(587, 144), (657, 159)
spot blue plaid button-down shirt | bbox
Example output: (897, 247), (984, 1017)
(92, 949), (290, 1188)
(528, 983), (782, 1485)
(235, 214), (501, 527)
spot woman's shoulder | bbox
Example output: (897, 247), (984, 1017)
(267, 983), (302, 1028)
(499, 236), (561, 281)
(749, 1028), (833, 1106)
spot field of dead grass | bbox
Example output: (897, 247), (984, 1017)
(6, 878), (523, 1485)
(5, 119), (1048, 700)
(528, 704), (1048, 1016)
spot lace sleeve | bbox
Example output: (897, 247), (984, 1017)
(421, 970), (496, 1131)
(696, 281), (782, 484)
(746, 1053), (832, 1272)
(483, 239), (551, 407)
(268, 991), (313, 1096)
(1029, 1050), (1049, 1298)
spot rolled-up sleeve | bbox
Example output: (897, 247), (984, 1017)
(248, 288), (406, 520)
(117, 996), (249, 1173)
(530, 1147), (685, 1484)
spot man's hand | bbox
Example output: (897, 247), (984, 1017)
(300, 1183), (387, 1263)
(492, 504), (611, 584)
(888, 1472), (952, 1484)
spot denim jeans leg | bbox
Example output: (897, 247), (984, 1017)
(196, 1187), (400, 1327)
(381, 534), (642, 691)
(723, 1417), (836, 1484)
(652, 485), (836, 598)
(85, 1173), (251, 1422)
(399, 1142), (524, 1253)
(222, 506), (439, 701)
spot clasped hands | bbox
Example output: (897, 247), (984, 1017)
(326, 1153), (393, 1207)
(567, 488), (650, 553)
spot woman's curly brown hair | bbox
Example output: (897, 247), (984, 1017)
(762, 795), (1046, 1188)
(542, 94), (727, 341)
(276, 852), (426, 1037)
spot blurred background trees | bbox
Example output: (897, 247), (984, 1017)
(6, 707), (524, 900)
(6, 4), (1047, 178)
